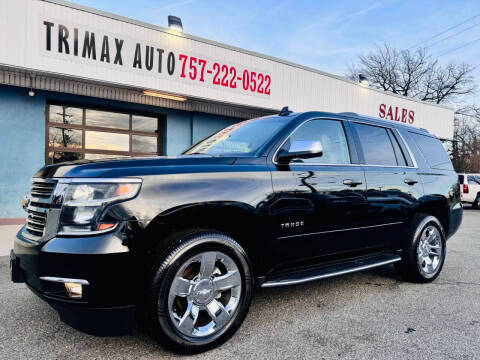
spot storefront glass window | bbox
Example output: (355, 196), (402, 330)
(84, 153), (129, 160)
(85, 131), (129, 151)
(49, 105), (83, 125)
(46, 104), (162, 164)
(132, 135), (158, 153)
(86, 109), (130, 129)
(48, 127), (82, 150)
(132, 115), (158, 132)
(48, 151), (82, 163)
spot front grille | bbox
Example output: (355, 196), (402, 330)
(26, 210), (47, 237)
(25, 179), (58, 239)
(30, 181), (56, 198)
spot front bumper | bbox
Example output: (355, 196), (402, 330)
(12, 224), (138, 336)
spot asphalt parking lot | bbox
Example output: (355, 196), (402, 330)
(1, 209), (479, 360)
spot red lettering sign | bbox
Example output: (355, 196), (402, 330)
(379, 104), (414, 124)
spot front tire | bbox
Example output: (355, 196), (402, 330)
(144, 230), (253, 354)
(395, 214), (446, 283)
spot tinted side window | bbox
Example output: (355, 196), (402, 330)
(355, 123), (397, 166)
(468, 175), (480, 185)
(409, 132), (453, 170)
(283, 119), (350, 164)
(458, 175), (464, 184)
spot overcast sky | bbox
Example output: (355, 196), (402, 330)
(72, 0), (480, 104)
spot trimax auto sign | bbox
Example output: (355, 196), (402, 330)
(41, 20), (272, 98)
(0, 0), (454, 139)
(378, 104), (415, 124)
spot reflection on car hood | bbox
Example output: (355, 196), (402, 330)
(34, 155), (238, 178)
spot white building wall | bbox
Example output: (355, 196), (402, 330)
(0, 0), (454, 138)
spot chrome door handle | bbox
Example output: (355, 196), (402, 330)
(343, 179), (363, 187)
(404, 178), (418, 185)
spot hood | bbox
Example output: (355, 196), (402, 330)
(34, 155), (238, 178)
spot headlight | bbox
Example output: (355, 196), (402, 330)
(58, 180), (141, 234)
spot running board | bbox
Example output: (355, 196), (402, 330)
(261, 252), (401, 288)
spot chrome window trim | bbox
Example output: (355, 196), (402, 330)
(271, 117), (419, 169)
(40, 277), (89, 285)
(392, 128), (418, 168)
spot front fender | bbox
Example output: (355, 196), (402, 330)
(105, 169), (274, 229)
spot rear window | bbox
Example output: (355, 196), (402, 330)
(409, 132), (453, 170)
(468, 175), (480, 185)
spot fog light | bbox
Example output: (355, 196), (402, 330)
(65, 282), (83, 299)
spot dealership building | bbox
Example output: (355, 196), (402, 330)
(0, 0), (454, 220)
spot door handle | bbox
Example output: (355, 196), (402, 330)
(343, 179), (363, 187)
(404, 178), (418, 185)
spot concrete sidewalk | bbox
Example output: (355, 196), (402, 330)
(0, 225), (22, 256)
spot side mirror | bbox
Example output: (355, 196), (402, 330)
(276, 140), (323, 164)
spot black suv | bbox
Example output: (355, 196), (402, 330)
(11, 111), (462, 353)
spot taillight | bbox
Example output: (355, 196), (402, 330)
(463, 184), (469, 194)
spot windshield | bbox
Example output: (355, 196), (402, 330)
(184, 117), (288, 156)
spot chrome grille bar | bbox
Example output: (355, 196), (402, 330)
(24, 178), (58, 240)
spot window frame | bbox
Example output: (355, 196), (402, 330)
(45, 102), (165, 164)
(352, 121), (416, 168)
(467, 175), (480, 185)
(386, 128), (407, 166)
(272, 117), (355, 166)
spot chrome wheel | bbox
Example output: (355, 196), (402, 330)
(417, 225), (443, 278)
(167, 251), (242, 338)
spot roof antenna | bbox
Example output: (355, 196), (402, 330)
(279, 106), (292, 116)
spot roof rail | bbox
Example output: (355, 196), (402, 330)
(338, 112), (430, 134)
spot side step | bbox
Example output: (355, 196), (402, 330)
(261, 252), (401, 288)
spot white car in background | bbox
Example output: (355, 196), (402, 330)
(459, 173), (480, 208)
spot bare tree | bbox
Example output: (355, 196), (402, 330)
(451, 106), (480, 173)
(347, 43), (476, 104)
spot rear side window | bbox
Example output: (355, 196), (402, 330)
(409, 132), (453, 170)
(355, 123), (398, 166)
(459, 175), (464, 184)
(468, 175), (480, 185)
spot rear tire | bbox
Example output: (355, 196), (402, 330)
(472, 194), (480, 209)
(395, 214), (446, 283)
(143, 230), (253, 354)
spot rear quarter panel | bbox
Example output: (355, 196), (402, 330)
(398, 128), (462, 238)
